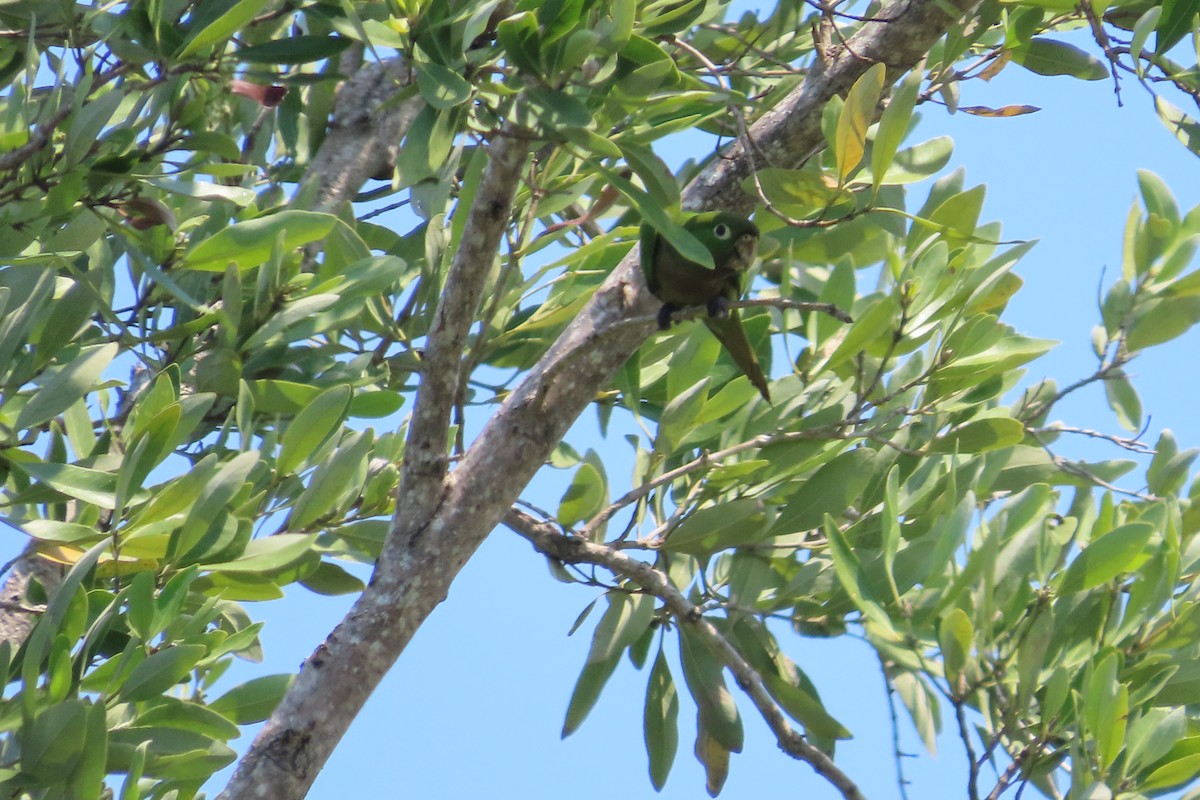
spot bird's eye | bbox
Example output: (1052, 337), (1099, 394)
(713, 223), (731, 239)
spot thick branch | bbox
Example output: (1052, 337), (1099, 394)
(0, 541), (61, 653)
(505, 508), (866, 800)
(308, 57), (422, 211)
(219, 121), (530, 800)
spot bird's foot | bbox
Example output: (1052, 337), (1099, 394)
(707, 296), (730, 319)
(656, 304), (677, 330)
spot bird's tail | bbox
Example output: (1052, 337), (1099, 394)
(704, 312), (771, 403)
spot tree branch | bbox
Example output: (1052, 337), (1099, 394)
(220, 3), (981, 796)
(219, 116), (530, 800)
(504, 508), (867, 800)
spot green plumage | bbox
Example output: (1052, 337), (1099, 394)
(640, 211), (771, 402)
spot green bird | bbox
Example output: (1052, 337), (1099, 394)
(640, 211), (771, 402)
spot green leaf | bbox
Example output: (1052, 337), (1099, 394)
(178, 0), (272, 58)
(119, 742), (148, 800)
(558, 461), (606, 531)
(656, 377), (709, 454)
(528, 86), (592, 128)
(929, 415), (1025, 454)
(126, 570), (157, 641)
(1155, 96), (1200, 157)
(644, 647), (679, 791)
(1126, 296), (1200, 351)
(182, 211), (339, 271)
(244, 379), (322, 414)
(241, 294), (341, 351)
(236, 35), (352, 64)
(1138, 169), (1180, 227)
(824, 293), (897, 372)
(1016, 606), (1054, 708)
(277, 385), (353, 475)
(1155, 0), (1197, 54)
(825, 515), (891, 631)
(604, 167), (712, 269)
(562, 650), (621, 737)
(939, 608), (972, 689)
(1126, 707), (1185, 775)
(64, 88), (123, 167)
(1104, 371), (1142, 432)
(199, 533), (318, 574)
(678, 626), (743, 753)
(1058, 522), (1154, 593)
(773, 448), (876, 534)
(1011, 38), (1108, 80)
(415, 49), (474, 109)
(585, 592), (655, 665)
(1130, 7), (1161, 69)
(23, 518), (106, 544)
(120, 644), (207, 702)
(299, 561), (365, 595)
(881, 136), (954, 184)
(892, 671), (940, 755)
(146, 178), (257, 206)
(619, 141), (681, 210)
(22, 699), (87, 778)
(288, 431), (373, 529)
(72, 700), (108, 800)
(210, 674), (294, 724)
(663, 498), (771, 555)
(742, 167), (846, 216)
(134, 697), (241, 740)
(169, 450), (260, 563)
(497, 11), (543, 77)
(1086, 651), (1128, 771)
(1147, 429), (1198, 497)
(1144, 753), (1200, 792)
(835, 62), (886, 182)
(872, 66), (921, 193)
(16, 342), (117, 431)
(6, 457), (131, 508)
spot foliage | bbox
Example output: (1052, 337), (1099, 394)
(1, 0), (1200, 798)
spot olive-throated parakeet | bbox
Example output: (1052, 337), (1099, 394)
(640, 211), (771, 402)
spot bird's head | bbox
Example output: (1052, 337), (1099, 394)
(687, 211), (760, 271)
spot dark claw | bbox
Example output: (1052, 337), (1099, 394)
(707, 296), (730, 318)
(656, 304), (677, 330)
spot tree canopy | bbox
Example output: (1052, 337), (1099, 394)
(2, 0), (1200, 798)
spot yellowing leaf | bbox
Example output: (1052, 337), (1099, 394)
(835, 63), (886, 183)
(959, 104), (1041, 117)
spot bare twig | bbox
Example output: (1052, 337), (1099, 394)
(880, 659), (913, 800)
(1029, 423), (1154, 454)
(1080, 0), (1123, 105)
(956, 700), (982, 800)
(1025, 428), (1156, 501)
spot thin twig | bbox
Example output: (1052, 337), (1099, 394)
(956, 700), (982, 800)
(880, 659), (913, 800)
(1079, 0), (1123, 106)
(1025, 428), (1157, 501)
(1029, 423), (1154, 454)
(505, 507), (867, 800)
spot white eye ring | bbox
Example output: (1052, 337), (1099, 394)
(713, 223), (731, 239)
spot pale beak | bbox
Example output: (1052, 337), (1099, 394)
(734, 234), (758, 269)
